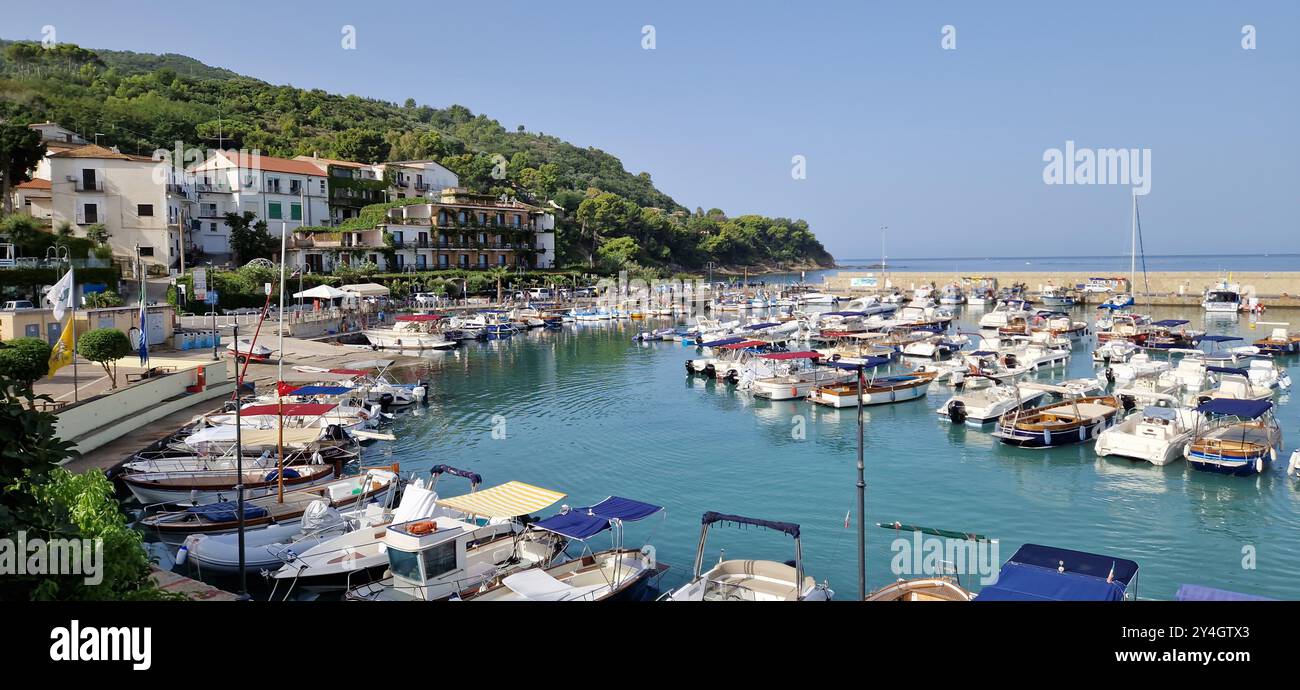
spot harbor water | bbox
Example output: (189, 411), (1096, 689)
(356, 304), (1300, 601)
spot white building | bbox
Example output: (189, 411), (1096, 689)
(46, 144), (186, 268)
(294, 155), (460, 226)
(187, 151), (330, 259)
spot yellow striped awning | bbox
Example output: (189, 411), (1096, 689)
(438, 481), (565, 519)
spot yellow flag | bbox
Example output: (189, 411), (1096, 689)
(48, 319), (75, 375)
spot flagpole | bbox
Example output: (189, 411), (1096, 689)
(277, 221), (288, 503)
(69, 261), (78, 402)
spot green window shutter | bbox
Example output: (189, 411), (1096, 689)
(291, 203), (302, 221)
(269, 202), (282, 220)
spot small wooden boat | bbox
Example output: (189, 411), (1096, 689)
(1184, 398), (1282, 476)
(1253, 325), (1300, 355)
(123, 462), (338, 506)
(992, 393), (1120, 448)
(810, 371), (937, 408)
(140, 468), (398, 545)
(866, 577), (973, 601)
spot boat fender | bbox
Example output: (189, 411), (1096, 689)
(407, 519), (437, 535)
(1256, 458), (1265, 474)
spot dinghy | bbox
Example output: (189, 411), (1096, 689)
(665, 512), (833, 601)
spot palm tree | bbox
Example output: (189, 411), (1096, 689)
(486, 266), (510, 304)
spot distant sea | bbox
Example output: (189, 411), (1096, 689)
(833, 253), (1299, 273)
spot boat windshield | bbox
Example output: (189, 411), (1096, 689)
(388, 548), (423, 582)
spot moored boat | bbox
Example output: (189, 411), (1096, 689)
(992, 392), (1121, 448)
(665, 512), (833, 601)
(1184, 398), (1282, 476)
(809, 369), (936, 408)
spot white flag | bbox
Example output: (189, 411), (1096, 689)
(48, 268), (75, 322)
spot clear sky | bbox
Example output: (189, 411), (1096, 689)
(6, 1), (1298, 259)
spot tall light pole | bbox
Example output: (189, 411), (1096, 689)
(855, 362), (866, 600)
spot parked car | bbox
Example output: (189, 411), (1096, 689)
(413, 293), (438, 306)
(2, 300), (35, 311)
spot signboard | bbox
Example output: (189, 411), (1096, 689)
(205, 290), (219, 306)
(850, 274), (878, 288)
(193, 267), (207, 301)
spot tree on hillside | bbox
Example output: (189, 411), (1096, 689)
(0, 124), (47, 215)
(78, 328), (132, 389)
(333, 128), (389, 164)
(225, 211), (275, 263)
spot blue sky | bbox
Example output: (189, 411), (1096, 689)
(6, 1), (1298, 259)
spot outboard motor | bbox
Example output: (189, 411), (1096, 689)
(1003, 353), (1018, 369)
(1120, 394), (1136, 412)
(325, 424), (346, 441)
(377, 392), (395, 412)
(947, 400), (968, 424)
(703, 363), (716, 378)
(1104, 367), (1116, 385)
(685, 360), (696, 375)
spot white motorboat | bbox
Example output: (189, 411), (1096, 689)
(270, 469), (466, 592)
(938, 380), (1047, 425)
(364, 315), (456, 350)
(978, 299), (1033, 330)
(343, 479), (568, 601)
(1156, 351), (1212, 392)
(1245, 358), (1292, 391)
(1105, 352), (1172, 385)
(457, 496), (668, 602)
(1094, 392), (1199, 465)
(1202, 280), (1242, 313)
(799, 292), (839, 305)
(140, 468), (399, 545)
(666, 512), (833, 601)
(177, 487), (396, 576)
(741, 353), (858, 400)
(938, 283), (965, 305)
(1206, 367), (1274, 402)
(1093, 339), (1140, 365)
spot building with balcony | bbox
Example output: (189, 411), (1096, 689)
(294, 155), (461, 227)
(285, 225), (388, 275)
(187, 151), (330, 257)
(379, 189), (555, 271)
(46, 144), (187, 268)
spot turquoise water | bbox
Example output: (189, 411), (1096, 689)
(366, 305), (1298, 601)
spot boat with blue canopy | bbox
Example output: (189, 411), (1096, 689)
(1184, 398), (1281, 476)
(665, 511), (833, 601)
(976, 543), (1139, 601)
(1175, 584), (1274, 601)
(457, 496), (669, 601)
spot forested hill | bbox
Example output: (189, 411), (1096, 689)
(0, 39), (835, 273)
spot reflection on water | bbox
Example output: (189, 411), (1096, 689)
(208, 304), (1298, 600)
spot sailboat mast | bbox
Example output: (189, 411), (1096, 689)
(1129, 193), (1136, 295)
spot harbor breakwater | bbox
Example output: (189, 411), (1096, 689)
(823, 271), (1300, 308)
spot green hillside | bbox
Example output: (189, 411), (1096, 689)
(0, 39), (834, 273)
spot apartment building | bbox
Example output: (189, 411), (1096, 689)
(46, 144), (187, 268)
(187, 151), (330, 258)
(294, 155), (461, 226)
(284, 188), (555, 273)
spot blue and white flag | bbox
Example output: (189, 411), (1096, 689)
(138, 299), (150, 366)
